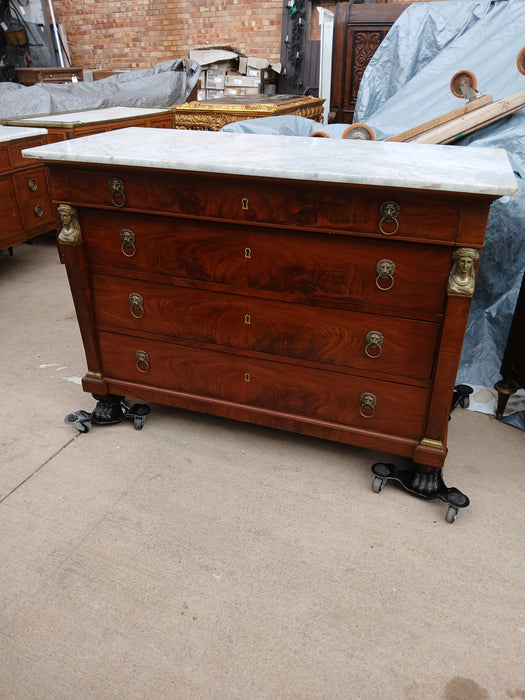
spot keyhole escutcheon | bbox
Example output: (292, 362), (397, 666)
(241, 197), (249, 210)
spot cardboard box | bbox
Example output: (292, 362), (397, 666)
(206, 70), (226, 89)
(238, 57), (248, 75)
(247, 56), (269, 70)
(189, 48), (238, 67)
(224, 86), (260, 96)
(208, 61), (237, 73)
(225, 73), (261, 88)
(206, 88), (224, 100)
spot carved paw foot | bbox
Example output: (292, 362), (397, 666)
(91, 394), (127, 424)
(409, 465), (444, 496)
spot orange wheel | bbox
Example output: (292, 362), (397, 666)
(310, 130), (330, 138)
(341, 123), (375, 140)
(518, 47), (525, 76)
(450, 70), (478, 98)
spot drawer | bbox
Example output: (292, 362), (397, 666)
(0, 176), (22, 240)
(13, 166), (50, 202)
(82, 209), (247, 286)
(81, 210), (451, 314)
(92, 274), (440, 381)
(149, 117), (173, 128)
(8, 137), (45, 168)
(98, 331), (429, 440)
(0, 148), (9, 173)
(65, 167), (461, 242)
(19, 194), (56, 232)
(245, 228), (451, 314)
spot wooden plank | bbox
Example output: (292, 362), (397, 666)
(408, 89), (525, 144)
(386, 94), (493, 142)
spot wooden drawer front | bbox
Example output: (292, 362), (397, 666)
(13, 166), (50, 202)
(0, 176), (22, 238)
(98, 331), (428, 439)
(8, 137), (44, 168)
(149, 116), (173, 128)
(82, 209), (248, 285)
(246, 230), (451, 313)
(92, 275), (439, 381)
(0, 148), (9, 173)
(66, 168), (460, 241)
(19, 194), (55, 232)
(82, 210), (450, 314)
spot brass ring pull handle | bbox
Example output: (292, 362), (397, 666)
(27, 178), (38, 192)
(136, 350), (150, 373)
(109, 177), (126, 207)
(365, 331), (384, 358)
(379, 201), (400, 236)
(129, 293), (144, 319)
(376, 259), (396, 291)
(360, 392), (377, 418)
(120, 229), (136, 257)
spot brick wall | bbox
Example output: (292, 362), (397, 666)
(53, 0), (285, 70)
(52, 0), (443, 72)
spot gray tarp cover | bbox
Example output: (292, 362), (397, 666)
(0, 58), (200, 120)
(223, 0), (525, 427)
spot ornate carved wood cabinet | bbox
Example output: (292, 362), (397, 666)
(329, 2), (410, 124)
(0, 126), (56, 251)
(172, 95), (324, 131)
(24, 128), (517, 519)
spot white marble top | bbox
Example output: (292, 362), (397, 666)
(8, 106), (170, 127)
(0, 125), (48, 143)
(23, 126), (518, 196)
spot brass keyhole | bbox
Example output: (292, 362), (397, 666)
(245, 314), (251, 324)
(245, 247), (251, 259)
(244, 373), (251, 382)
(241, 197), (249, 210)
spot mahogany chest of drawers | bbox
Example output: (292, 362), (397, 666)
(0, 126), (56, 251)
(24, 128), (517, 517)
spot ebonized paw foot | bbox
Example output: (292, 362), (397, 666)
(91, 394), (128, 424)
(371, 462), (469, 522)
(64, 395), (151, 433)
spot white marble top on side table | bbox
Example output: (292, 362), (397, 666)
(7, 106), (172, 128)
(0, 125), (48, 143)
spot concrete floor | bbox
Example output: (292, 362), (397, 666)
(1, 234), (524, 700)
